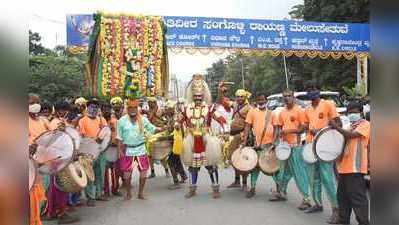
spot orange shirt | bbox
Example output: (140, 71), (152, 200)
(304, 99), (338, 142)
(78, 116), (107, 138)
(245, 108), (277, 145)
(337, 120), (370, 174)
(277, 105), (305, 145)
(29, 117), (49, 145)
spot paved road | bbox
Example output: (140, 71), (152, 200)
(44, 166), (344, 225)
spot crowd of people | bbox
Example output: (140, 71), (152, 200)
(29, 74), (370, 225)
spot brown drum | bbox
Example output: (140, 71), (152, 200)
(258, 147), (279, 176)
(29, 158), (37, 192)
(55, 161), (88, 193)
(231, 147), (258, 174)
(151, 140), (173, 160)
(34, 130), (74, 175)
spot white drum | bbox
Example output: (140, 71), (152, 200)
(302, 142), (317, 164)
(65, 126), (81, 150)
(105, 146), (119, 163)
(314, 127), (346, 162)
(275, 141), (292, 161)
(79, 137), (101, 160)
(231, 147), (258, 173)
(97, 126), (112, 152)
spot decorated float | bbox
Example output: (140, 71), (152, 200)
(86, 12), (169, 98)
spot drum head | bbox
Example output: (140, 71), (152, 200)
(65, 126), (81, 150)
(275, 142), (291, 161)
(314, 128), (346, 162)
(258, 149), (279, 176)
(231, 147), (258, 172)
(98, 126), (112, 152)
(29, 158), (37, 191)
(302, 142), (317, 164)
(79, 137), (101, 160)
(34, 131), (74, 174)
(55, 161), (87, 193)
(105, 147), (118, 163)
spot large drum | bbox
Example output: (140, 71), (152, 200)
(314, 127), (346, 162)
(65, 126), (81, 150)
(204, 134), (222, 166)
(29, 158), (37, 192)
(258, 147), (279, 176)
(34, 130), (74, 175)
(55, 161), (88, 193)
(302, 142), (317, 164)
(231, 147), (258, 174)
(78, 155), (95, 182)
(105, 146), (119, 163)
(78, 137), (101, 160)
(275, 141), (292, 161)
(97, 126), (112, 152)
(152, 140), (173, 160)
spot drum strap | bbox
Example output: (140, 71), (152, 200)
(257, 110), (272, 147)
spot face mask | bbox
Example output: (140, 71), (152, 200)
(257, 103), (267, 109)
(87, 105), (98, 118)
(348, 113), (361, 122)
(29, 103), (41, 114)
(129, 112), (137, 117)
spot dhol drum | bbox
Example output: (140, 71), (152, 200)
(105, 146), (119, 163)
(314, 127), (346, 162)
(258, 147), (279, 176)
(204, 134), (223, 166)
(302, 142), (318, 164)
(34, 130), (74, 175)
(275, 141), (292, 161)
(78, 137), (101, 160)
(55, 161), (88, 193)
(151, 139), (173, 160)
(78, 155), (95, 182)
(29, 158), (37, 192)
(65, 126), (81, 150)
(231, 147), (258, 174)
(97, 126), (112, 152)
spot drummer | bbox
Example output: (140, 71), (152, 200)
(272, 89), (312, 210)
(28, 93), (47, 225)
(74, 97), (88, 119)
(45, 101), (80, 224)
(226, 88), (252, 191)
(103, 97), (124, 197)
(78, 100), (109, 206)
(328, 101), (370, 225)
(242, 94), (279, 198)
(117, 99), (163, 200)
(303, 86), (340, 223)
(146, 96), (170, 178)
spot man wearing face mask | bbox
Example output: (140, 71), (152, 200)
(117, 99), (161, 200)
(271, 89), (312, 210)
(74, 97), (88, 119)
(78, 101), (108, 206)
(242, 94), (279, 198)
(303, 86), (340, 223)
(329, 101), (370, 225)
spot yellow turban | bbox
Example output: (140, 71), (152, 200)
(74, 97), (87, 105)
(110, 96), (123, 105)
(235, 89), (251, 99)
(147, 97), (157, 102)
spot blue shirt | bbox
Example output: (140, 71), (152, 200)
(116, 115), (156, 156)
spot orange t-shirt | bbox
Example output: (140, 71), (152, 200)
(78, 116), (107, 138)
(277, 105), (305, 145)
(337, 120), (370, 174)
(29, 117), (49, 145)
(304, 99), (338, 142)
(245, 108), (277, 145)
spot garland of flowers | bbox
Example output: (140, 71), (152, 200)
(97, 12), (165, 97)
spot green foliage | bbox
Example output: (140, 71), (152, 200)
(342, 82), (367, 99)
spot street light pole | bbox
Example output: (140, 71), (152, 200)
(283, 55), (289, 89)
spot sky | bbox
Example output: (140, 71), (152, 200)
(29, 0), (303, 82)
